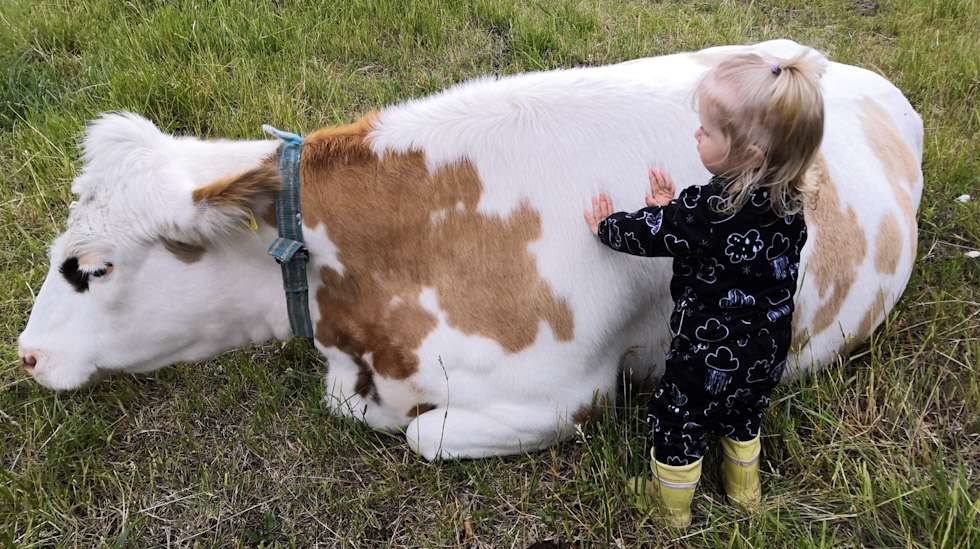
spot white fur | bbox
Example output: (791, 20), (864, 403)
(19, 121), (288, 390)
(19, 40), (922, 459)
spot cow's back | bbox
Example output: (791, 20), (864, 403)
(369, 40), (922, 382)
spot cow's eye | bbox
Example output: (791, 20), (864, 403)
(59, 258), (113, 293)
(90, 263), (113, 278)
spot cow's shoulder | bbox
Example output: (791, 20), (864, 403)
(300, 115), (575, 390)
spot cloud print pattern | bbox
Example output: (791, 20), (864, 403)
(597, 176), (807, 465)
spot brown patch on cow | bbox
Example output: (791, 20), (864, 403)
(859, 97), (919, 191)
(322, 330), (381, 402)
(302, 116), (574, 380)
(859, 96), (919, 261)
(874, 213), (902, 274)
(160, 237), (206, 263)
(316, 265), (438, 380)
(804, 154), (869, 336)
(572, 393), (611, 426)
(354, 360), (377, 402)
(843, 293), (886, 355)
(893, 184), (915, 230)
(302, 112), (379, 168)
(892, 187), (916, 260)
(261, 202), (278, 227)
(791, 304), (809, 352)
(407, 403), (437, 418)
(191, 155), (281, 212)
(572, 404), (602, 426)
(325, 331), (381, 403)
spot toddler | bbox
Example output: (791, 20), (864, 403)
(584, 49), (827, 527)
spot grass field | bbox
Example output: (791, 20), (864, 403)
(1, 0), (978, 546)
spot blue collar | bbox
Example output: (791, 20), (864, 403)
(262, 125), (314, 339)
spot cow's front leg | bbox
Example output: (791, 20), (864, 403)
(405, 405), (574, 460)
(319, 346), (407, 431)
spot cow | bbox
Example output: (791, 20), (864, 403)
(16, 40), (923, 460)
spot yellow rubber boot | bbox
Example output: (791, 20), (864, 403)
(721, 435), (762, 508)
(626, 475), (655, 510)
(652, 454), (702, 528)
(628, 448), (701, 528)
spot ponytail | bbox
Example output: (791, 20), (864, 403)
(696, 47), (828, 216)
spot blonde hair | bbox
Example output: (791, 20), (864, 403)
(695, 48), (828, 216)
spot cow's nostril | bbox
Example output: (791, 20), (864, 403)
(22, 354), (37, 372)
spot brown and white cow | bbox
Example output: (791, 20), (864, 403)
(17, 40), (922, 459)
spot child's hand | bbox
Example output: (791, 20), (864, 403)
(584, 193), (614, 235)
(646, 168), (676, 207)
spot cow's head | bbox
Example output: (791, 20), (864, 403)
(17, 113), (289, 390)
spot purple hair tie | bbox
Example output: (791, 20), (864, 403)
(771, 63), (782, 75)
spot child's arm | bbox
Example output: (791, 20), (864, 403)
(585, 169), (709, 258)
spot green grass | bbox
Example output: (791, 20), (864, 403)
(1, 0), (977, 546)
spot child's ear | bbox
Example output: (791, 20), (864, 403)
(748, 145), (765, 167)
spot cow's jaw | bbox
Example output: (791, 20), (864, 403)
(18, 233), (289, 390)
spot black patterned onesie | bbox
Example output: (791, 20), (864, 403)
(597, 176), (807, 466)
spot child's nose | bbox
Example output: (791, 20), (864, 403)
(694, 128), (702, 141)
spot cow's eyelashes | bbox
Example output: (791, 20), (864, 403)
(91, 263), (114, 278)
(59, 258), (113, 293)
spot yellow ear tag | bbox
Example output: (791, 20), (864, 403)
(245, 208), (259, 232)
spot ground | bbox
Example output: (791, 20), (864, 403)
(1, 0), (977, 546)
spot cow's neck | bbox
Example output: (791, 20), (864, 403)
(194, 226), (294, 350)
(187, 137), (295, 346)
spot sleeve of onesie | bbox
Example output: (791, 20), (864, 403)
(596, 184), (712, 258)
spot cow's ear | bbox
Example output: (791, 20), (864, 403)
(192, 159), (280, 212)
(191, 158), (280, 231)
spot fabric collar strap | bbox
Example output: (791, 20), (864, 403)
(262, 124), (314, 339)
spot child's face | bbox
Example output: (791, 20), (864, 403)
(695, 110), (733, 176)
